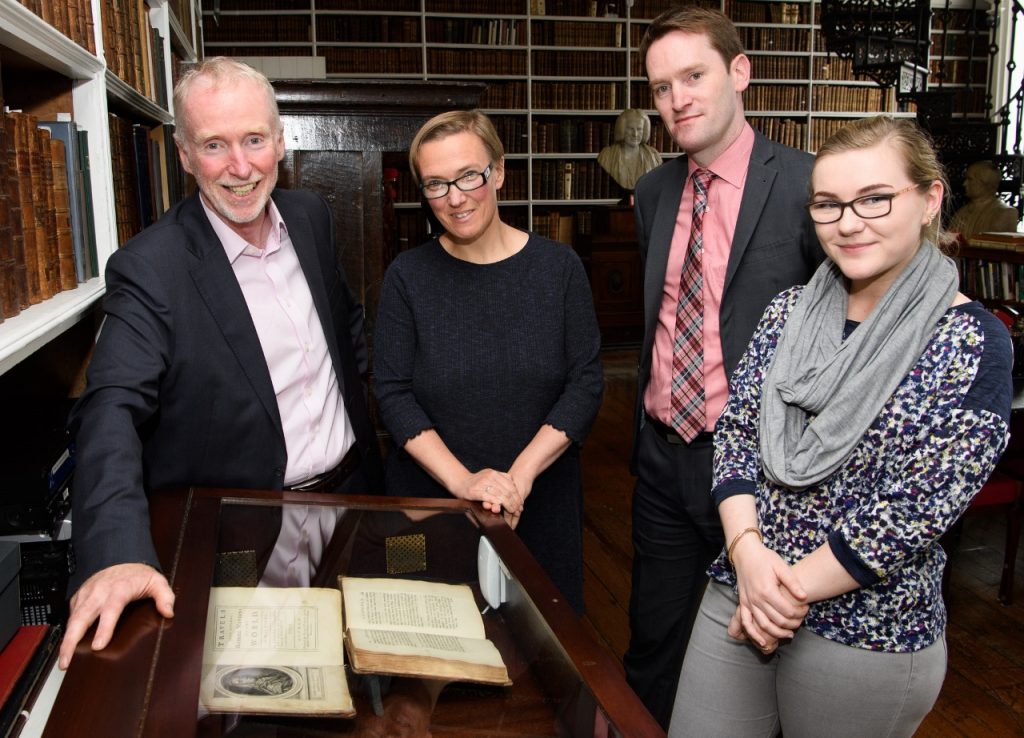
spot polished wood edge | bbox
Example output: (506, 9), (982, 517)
(272, 80), (488, 115)
(142, 494), (220, 737)
(474, 516), (665, 737)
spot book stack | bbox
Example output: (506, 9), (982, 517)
(16, 0), (95, 54)
(968, 232), (1024, 252)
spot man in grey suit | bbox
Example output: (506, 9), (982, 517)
(58, 58), (381, 669)
(624, 7), (823, 728)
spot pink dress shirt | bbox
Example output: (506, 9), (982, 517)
(201, 198), (355, 485)
(644, 123), (756, 433)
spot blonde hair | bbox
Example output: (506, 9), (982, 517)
(408, 110), (505, 186)
(814, 116), (953, 247)
(172, 57), (281, 144)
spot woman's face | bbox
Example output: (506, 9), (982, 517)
(417, 131), (504, 245)
(810, 141), (941, 297)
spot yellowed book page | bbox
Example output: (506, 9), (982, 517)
(200, 586), (353, 716)
(347, 627), (506, 670)
(341, 577), (485, 639)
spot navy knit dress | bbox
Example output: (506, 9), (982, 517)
(374, 234), (604, 613)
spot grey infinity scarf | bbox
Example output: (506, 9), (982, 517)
(759, 241), (958, 490)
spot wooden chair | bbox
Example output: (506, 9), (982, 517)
(941, 470), (1023, 605)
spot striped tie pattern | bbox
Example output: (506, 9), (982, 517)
(670, 168), (713, 442)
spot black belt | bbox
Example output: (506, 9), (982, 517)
(645, 414), (713, 445)
(285, 446), (360, 492)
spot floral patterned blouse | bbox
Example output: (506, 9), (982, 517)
(710, 287), (1012, 652)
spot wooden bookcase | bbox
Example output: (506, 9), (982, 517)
(0, 0), (199, 382)
(198, 0), (953, 244)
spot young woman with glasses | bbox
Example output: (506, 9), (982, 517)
(373, 110), (603, 614)
(669, 116), (1012, 737)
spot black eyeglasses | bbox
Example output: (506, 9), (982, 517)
(805, 184), (920, 224)
(420, 164), (493, 200)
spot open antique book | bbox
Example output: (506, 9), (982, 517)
(200, 587), (354, 716)
(340, 577), (512, 686)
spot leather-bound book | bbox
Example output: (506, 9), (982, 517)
(9, 113), (41, 305)
(48, 137), (77, 292)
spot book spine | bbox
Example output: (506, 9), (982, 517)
(48, 138), (78, 291)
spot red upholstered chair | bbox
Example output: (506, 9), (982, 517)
(941, 470), (1023, 605)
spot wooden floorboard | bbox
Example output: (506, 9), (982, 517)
(580, 350), (1024, 737)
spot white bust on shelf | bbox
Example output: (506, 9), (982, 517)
(948, 160), (1020, 238)
(598, 108), (663, 191)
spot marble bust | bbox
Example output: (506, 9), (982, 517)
(948, 160), (1019, 238)
(598, 108), (664, 191)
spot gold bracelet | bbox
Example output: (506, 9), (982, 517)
(727, 527), (763, 567)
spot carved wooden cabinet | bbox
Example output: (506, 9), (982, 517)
(272, 80), (485, 346)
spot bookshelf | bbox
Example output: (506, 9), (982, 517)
(200, 0), (945, 245)
(0, 0), (199, 377)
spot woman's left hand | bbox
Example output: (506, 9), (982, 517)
(728, 604), (780, 655)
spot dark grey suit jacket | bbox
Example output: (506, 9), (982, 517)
(69, 189), (382, 588)
(631, 130), (824, 469)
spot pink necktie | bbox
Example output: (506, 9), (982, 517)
(670, 169), (713, 441)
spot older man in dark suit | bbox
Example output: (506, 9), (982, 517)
(58, 57), (381, 669)
(624, 7), (824, 728)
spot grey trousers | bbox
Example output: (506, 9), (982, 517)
(669, 582), (946, 738)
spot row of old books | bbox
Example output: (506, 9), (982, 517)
(0, 110), (98, 324)
(532, 160), (615, 201)
(324, 15), (421, 44)
(532, 81), (621, 110)
(532, 0), (623, 16)
(15, 0), (95, 54)
(492, 116), (528, 153)
(749, 116), (807, 150)
(533, 49), (624, 77)
(213, 0), (316, 9)
(754, 55), (812, 81)
(958, 258), (1024, 303)
(480, 81), (527, 109)
(426, 18), (521, 46)
(321, 47), (421, 76)
(812, 85), (895, 113)
(498, 166), (529, 201)
(531, 19), (622, 48)
(724, 0), (810, 25)
(739, 26), (810, 53)
(649, 121), (683, 154)
(745, 84), (809, 112)
(813, 57), (855, 81)
(103, 0), (171, 108)
(204, 14), (310, 43)
(428, 49), (528, 75)
(532, 210), (576, 244)
(108, 114), (185, 249)
(532, 118), (613, 154)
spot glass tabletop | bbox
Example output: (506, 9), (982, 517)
(198, 495), (631, 737)
(45, 489), (661, 738)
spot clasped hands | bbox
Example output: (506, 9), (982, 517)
(729, 536), (809, 655)
(453, 469), (529, 529)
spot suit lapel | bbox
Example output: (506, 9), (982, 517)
(644, 156), (688, 347)
(181, 194), (283, 436)
(724, 132), (776, 294)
